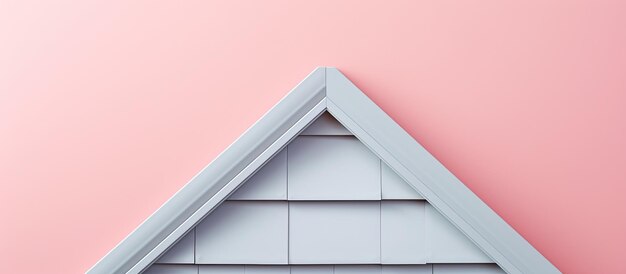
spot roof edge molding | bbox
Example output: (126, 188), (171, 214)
(325, 68), (559, 274)
(88, 68), (327, 274)
(88, 67), (560, 274)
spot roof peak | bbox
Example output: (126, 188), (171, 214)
(89, 68), (559, 274)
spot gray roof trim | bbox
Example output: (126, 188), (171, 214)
(88, 68), (327, 274)
(88, 67), (559, 274)
(326, 68), (559, 274)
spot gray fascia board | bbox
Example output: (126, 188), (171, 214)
(325, 67), (560, 274)
(87, 68), (327, 274)
(89, 66), (559, 274)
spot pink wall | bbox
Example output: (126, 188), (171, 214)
(1, 1), (625, 273)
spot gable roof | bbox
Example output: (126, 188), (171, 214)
(88, 67), (560, 274)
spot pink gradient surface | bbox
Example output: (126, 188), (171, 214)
(1, 1), (625, 273)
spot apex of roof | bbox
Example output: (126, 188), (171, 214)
(88, 67), (560, 274)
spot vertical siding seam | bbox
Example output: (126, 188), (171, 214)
(379, 201), (383, 264)
(379, 159), (383, 263)
(286, 209), (290, 265)
(379, 159), (382, 200)
(286, 145), (289, 200)
(286, 146), (290, 264)
(425, 202), (429, 263)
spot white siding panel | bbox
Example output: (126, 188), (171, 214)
(300, 112), (352, 135)
(289, 202), (380, 264)
(288, 136), (381, 200)
(426, 204), (492, 263)
(382, 265), (432, 274)
(144, 265), (198, 274)
(244, 266), (290, 274)
(195, 201), (288, 264)
(198, 265), (244, 274)
(156, 230), (195, 264)
(381, 201), (426, 264)
(433, 264), (505, 274)
(334, 265), (382, 274)
(229, 150), (287, 200)
(290, 266), (334, 274)
(381, 163), (423, 200)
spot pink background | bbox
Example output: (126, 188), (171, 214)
(1, 1), (625, 273)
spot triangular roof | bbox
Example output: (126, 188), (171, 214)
(88, 67), (560, 274)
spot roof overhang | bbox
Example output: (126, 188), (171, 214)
(88, 67), (560, 274)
